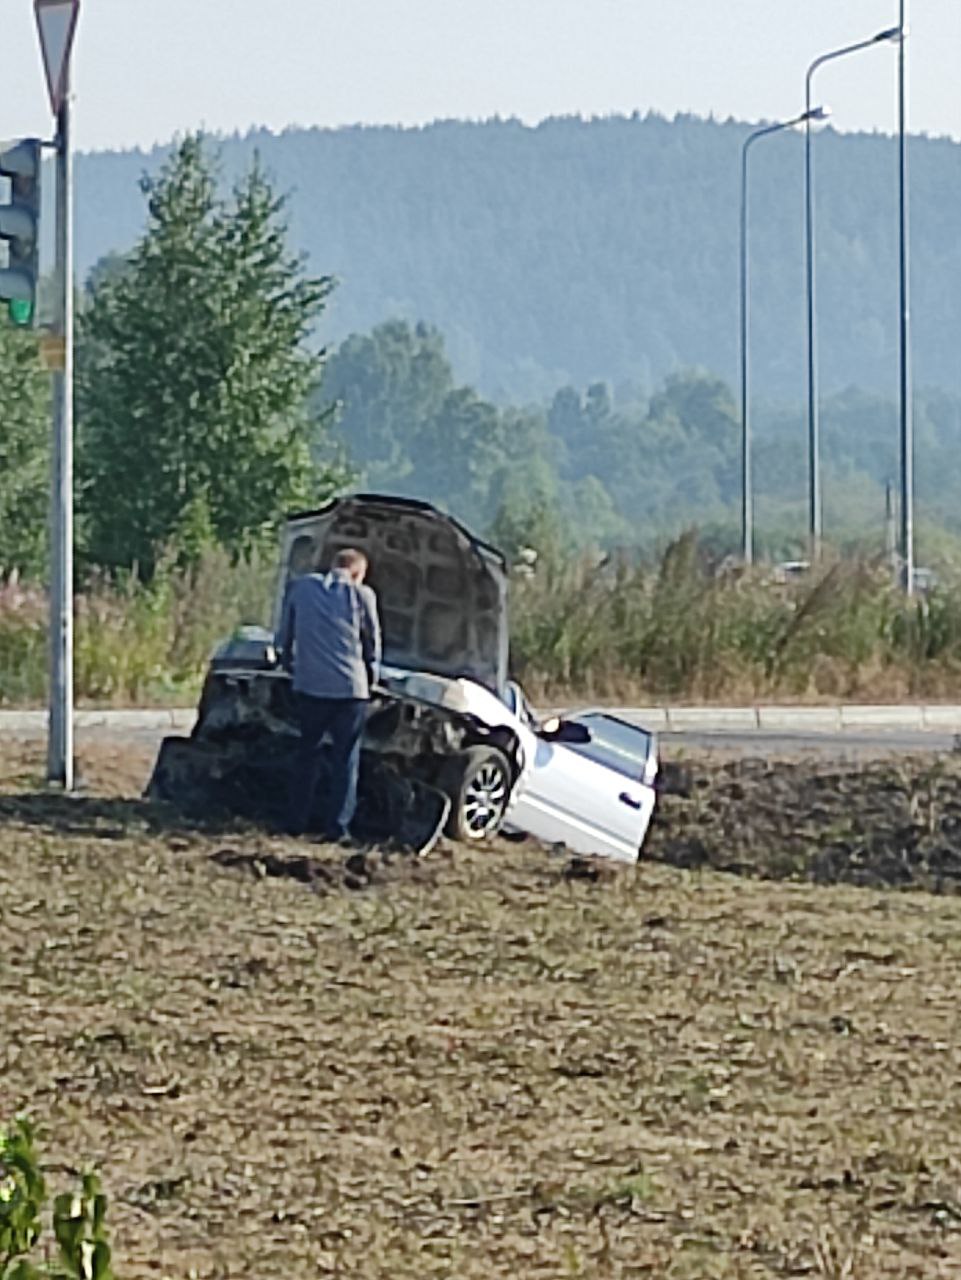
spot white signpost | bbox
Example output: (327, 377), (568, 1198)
(35, 0), (80, 788)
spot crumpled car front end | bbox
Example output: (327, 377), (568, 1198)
(148, 495), (526, 852)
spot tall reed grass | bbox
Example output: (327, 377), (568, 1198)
(0, 548), (273, 707)
(3, 535), (961, 706)
(509, 533), (961, 703)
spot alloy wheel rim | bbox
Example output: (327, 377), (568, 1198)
(462, 763), (507, 837)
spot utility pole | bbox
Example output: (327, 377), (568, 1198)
(35, 0), (81, 787)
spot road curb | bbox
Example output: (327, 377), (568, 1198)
(757, 706), (842, 732)
(0, 711), (46, 732)
(839, 705), (926, 731)
(665, 707), (760, 731)
(2, 705), (961, 735)
(603, 707), (669, 731)
(600, 705), (961, 734)
(921, 706), (961, 731)
(0, 708), (196, 733)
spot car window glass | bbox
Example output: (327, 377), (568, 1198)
(504, 681), (535, 725)
(564, 713), (652, 780)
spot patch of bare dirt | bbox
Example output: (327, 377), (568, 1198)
(650, 753), (961, 893)
(3, 740), (961, 1277)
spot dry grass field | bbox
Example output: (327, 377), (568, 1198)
(3, 738), (961, 1277)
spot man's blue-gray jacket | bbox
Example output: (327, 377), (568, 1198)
(277, 569), (382, 700)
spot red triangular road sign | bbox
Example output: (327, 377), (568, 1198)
(35, 0), (80, 117)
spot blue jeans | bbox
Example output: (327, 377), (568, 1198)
(287, 694), (367, 839)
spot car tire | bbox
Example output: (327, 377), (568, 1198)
(440, 746), (511, 842)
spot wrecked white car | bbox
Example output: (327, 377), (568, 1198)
(148, 494), (658, 860)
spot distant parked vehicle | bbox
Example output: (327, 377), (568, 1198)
(772, 560), (810, 584)
(912, 566), (938, 594)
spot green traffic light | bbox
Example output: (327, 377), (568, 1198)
(8, 298), (33, 327)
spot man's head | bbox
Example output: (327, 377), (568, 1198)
(332, 547), (369, 584)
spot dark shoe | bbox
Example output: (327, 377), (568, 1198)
(313, 831), (353, 849)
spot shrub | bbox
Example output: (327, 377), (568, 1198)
(0, 1116), (114, 1280)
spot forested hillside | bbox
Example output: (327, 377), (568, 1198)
(74, 113), (961, 402)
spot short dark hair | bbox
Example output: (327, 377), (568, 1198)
(332, 547), (368, 574)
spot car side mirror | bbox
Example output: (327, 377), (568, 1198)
(539, 717), (591, 745)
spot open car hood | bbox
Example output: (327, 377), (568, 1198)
(273, 494), (510, 695)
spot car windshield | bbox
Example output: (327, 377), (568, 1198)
(564, 713), (653, 781)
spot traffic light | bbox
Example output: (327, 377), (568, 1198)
(0, 139), (42, 328)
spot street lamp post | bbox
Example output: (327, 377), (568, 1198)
(898, 0), (913, 594)
(804, 26), (902, 562)
(740, 107), (827, 566)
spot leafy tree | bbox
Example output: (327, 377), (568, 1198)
(562, 475), (632, 549)
(647, 370), (738, 451)
(488, 451), (565, 566)
(323, 320), (550, 530)
(81, 251), (130, 300)
(0, 320), (48, 577)
(78, 134), (338, 577)
(488, 494), (563, 567)
(321, 319), (452, 488)
(404, 387), (508, 526)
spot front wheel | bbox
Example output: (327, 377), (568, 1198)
(440, 746), (511, 841)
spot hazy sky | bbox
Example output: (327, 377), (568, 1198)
(3, 0), (959, 152)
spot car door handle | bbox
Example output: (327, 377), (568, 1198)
(619, 791), (642, 810)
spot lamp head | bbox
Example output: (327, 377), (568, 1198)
(806, 106), (831, 124)
(876, 25), (906, 43)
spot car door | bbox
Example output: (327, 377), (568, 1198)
(506, 713), (656, 862)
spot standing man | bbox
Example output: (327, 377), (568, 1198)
(276, 547), (382, 841)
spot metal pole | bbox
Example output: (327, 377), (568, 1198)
(47, 80), (73, 788)
(740, 111), (816, 566)
(804, 30), (901, 563)
(740, 138), (752, 565)
(885, 479), (897, 583)
(804, 72), (820, 560)
(898, 0), (913, 594)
